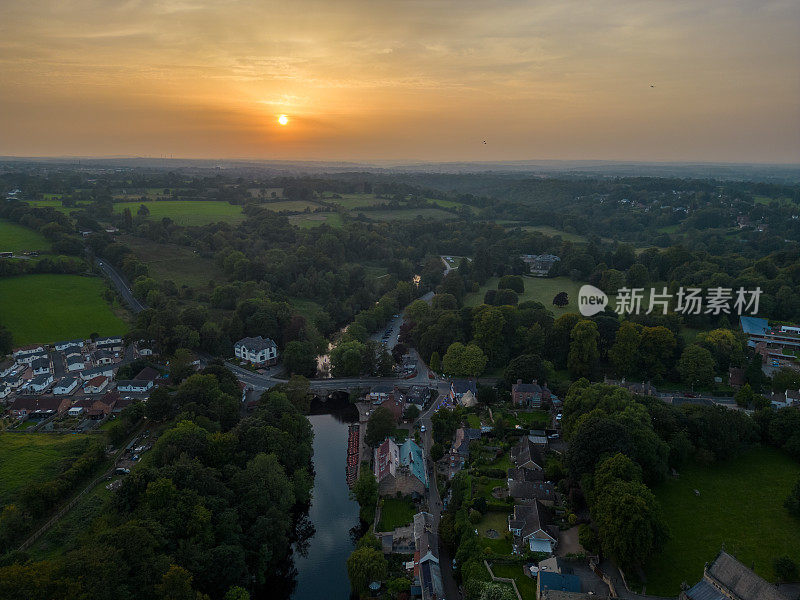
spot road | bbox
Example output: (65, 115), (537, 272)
(95, 257), (146, 314)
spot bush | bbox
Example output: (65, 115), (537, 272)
(469, 509), (482, 524)
(774, 555), (798, 582)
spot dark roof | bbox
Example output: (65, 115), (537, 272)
(684, 580), (725, 600)
(511, 438), (545, 469)
(705, 551), (789, 600)
(452, 379), (477, 394)
(66, 355), (84, 366)
(30, 373), (53, 386)
(513, 380), (542, 393)
(31, 357), (50, 370)
(509, 480), (556, 502)
(234, 336), (276, 351)
(135, 366), (160, 381)
(508, 466), (545, 482)
(55, 377), (77, 389)
(11, 396), (62, 412)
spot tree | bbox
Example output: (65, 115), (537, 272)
(609, 321), (641, 378)
(734, 383), (755, 408)
(365, 406), (395, 447)
(330, 340), (366, 377)
(678, 345), (715, 389)
(0, 325), (13, 356)
(224, 588), (250, 600)
(638, 326), (676, 380)
(503, 354), (548, 386)
(282, 341), (317, 378)
(346, 547), (388, 594)
(170, 348), (195, 383)
(785, 475), (800, 518)
(404, 404), (420, 421)
(473, 306), (506, 365)
(553, 292), (569, 307)
(497, 275), (524, 293)
(145, 387), (175, 421)
(696, 329), (744, 372)
(442, 342), (487, 377)
(137, 203), (150, 216)
(430, 443), (444, 462)
(567, 320), (600, 378)
(350, 468), (378, 518)
(429, 351), (441, 373)
(285, 374), (311, 413)
(773, 555), (798, 582)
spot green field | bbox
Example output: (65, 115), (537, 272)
(0, 219), (50, 253)
(490, 563), (537, 599)
(24, 200), (90, 215)
(643, 447), (800, 595)
(356, 208), (456, 221)
(113, 200), (245, 226)
(477, 511), (513, 555)
(321, 192), (390, 209)
(0, 274), (128, 345)
(0, 434), (90, 506)
(464, 276), (585, 316)
(117, 235), (224, 288)
(377, 497), (417, 531)
(289, 212), (344, 228)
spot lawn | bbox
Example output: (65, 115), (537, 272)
(477, 511), (513, 555)
(466, 414), (482, 428)
(515, 411), (550, 427)
(463, 276), (585, 317)
(289, 212), (345, 228)
(0, 433), (90, 505)
(642, 447), (800, 596)
(113, 200), (245, 226)
(514, 225), (587, 243)
(116, 235), (224, 288)
(377, 497), (417, 531)
(0, 274), (128, 345)
(490, 563), (537, 599)
(321, 192), (390, 209)
(0, 219), (50, 253)
(24, 200), (91, 215)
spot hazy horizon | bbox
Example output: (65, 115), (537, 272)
(1, 0), (799, 163)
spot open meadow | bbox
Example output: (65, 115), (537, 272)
(464, 276), (585, 316)
(112, 200), (245, 226)
(0, 274), (128, 345)
(0, 219), (51, 253)
(117, 235), (224, 288)
(0, 434), (91, 506)
(642, 447), (800, 596)
(289, 212), (345, 228)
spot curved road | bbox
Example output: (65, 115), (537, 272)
(96, 257), (145, 314)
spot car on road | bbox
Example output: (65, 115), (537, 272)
(420, 425), (426, 432)
(548, 433), (559, 439)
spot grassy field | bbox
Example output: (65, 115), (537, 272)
(0, 434), (91, 505)
(0, 219), (51, 253)
(377, 497), (417, 531)
(642, 447), (800, 596)
(24, 200), (92, 215)
(289, 212), (345, 228)
(490, 563), (537, 599)
(113, 200), (245, 226)
(357, 208), (457, 221)
(0, 274), (128, 345)
(464, 276), (585, 316)
(477, 511), (513, 555)
(321, 192), (390, 209)
(117, 235), (224, 288)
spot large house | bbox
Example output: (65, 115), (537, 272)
(79, 365), (115, 381)
(509, 480), (557, 506)
(66, 354), (86, 372)
(508, 500), (558, 554)
(680, 550), (790, 600)
(53, 339), (84, 352)
(521, 253), (560, 276)
(28, 373), (54, 393)
(31, 357), (51, 375)
(234, 336), (278, 365)
(511, 438), (546, 471)
(53, 377), (79, 395)
(117, 379), (153, 393)
(450, 379), (477, 402)
(512, 379), (553, 408)
(84, 376), (109, 394)
(13, 345), (46, 364)
(374, 438), (428, 496)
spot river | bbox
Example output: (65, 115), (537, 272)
(292, 402), (361, 600)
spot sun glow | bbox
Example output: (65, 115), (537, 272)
(278, 114), (289, 126)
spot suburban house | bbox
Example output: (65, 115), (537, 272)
(450, 379), (477, 402)
(680, 550), (790, 600)
(520, 253), (560, 276)
(0, 359), (16, 378)
(374, 438), (428, 496)
(770, 389), (800, 410)
(84, 376), (109, 394)
(54, 339), (84, 352)
(8, 396), (66, 419)
(406, 385), (430, 406)
(12, 345), (46, 364)
(93, 349), (114, 365)
(95, 337), (124, 352)
(79, 365), (115, 381)
(0, 385), (9, 400)
(28, 373), (54, 393)
(31, 357), (51, 375)
(234, 336), (278, 365)
(135, 366), (161, 382)
(508, 500), (558, 554)
(511, 438), (546, 471)
(2, 371), (24, 390)
(509, 480), (557, 506)
(457, 389), (478, 408)
(412, 512), (444, 600)
(66, 354), (86, 372)
(537, 571), (583, 598)
(68, 406), (85, 417)
(512, 379), (553, 408)
(508, 466), (545, 483)
(136, 340), (154, 356)
(116, 379), (153, 393)
(53, 377), (79, 395)
(528, 429), (549, 446)
(448, 427), (482, 478)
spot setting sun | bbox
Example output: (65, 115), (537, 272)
(278, 114), (289, 126)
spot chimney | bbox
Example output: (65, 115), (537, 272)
(517, 379), (522, 384)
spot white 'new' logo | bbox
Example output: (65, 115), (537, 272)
(578, 284), (608, 316)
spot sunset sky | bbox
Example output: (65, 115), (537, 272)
(1, 0), (798, 163)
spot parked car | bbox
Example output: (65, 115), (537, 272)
(420, 425), (426, 432)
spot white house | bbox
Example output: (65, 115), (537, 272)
(13, 345), (45, 362)
(80, 366), (115, 381)
(234, 336), (278, 366)
(0, 385), (9, 400)
(54, 377), (79, 395)
(84, 376), (109, 394)
(54, 339), (84, 352)
(66, 355), (85, 372)
(15, 348), (48, 365)
(116, 379), (153, 393)
(68, 406), (85, 417)
(32, 357), (51, 375)
(28, 373), (54, 393)
(508, 502), (558, 555)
